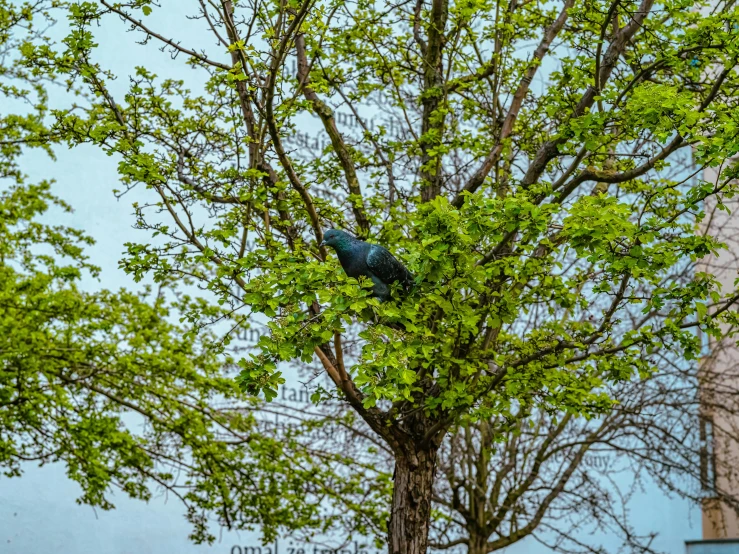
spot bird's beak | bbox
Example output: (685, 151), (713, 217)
(320, 240), (326, 247)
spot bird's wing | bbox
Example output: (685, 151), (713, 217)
(366, 244), (413, 288)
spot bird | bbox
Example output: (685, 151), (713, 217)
(320, 229), (413, 302)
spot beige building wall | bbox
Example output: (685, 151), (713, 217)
(697, 165), (739, 539)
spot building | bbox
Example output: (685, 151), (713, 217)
(691, 162), (739, 552)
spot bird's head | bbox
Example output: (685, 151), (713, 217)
(320, 229), (354, 251)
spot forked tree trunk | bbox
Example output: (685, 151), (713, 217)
(467, 535), (489, 554)
(387, 446), (437, 554)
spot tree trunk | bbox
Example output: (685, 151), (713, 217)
(467, 535), (489, 554)
(387, 446), (437, 554)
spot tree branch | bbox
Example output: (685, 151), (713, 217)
(451, 0), (574, 207)
(519, 0), (656, 190)
(262, 1), (327, 255)
(419, 0), (449, 202)
(99, 1), (231, 71)
(295, 33), (370, 236)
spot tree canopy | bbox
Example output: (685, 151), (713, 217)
(0, 2), (387, 545)
(4, 0), (739, 551)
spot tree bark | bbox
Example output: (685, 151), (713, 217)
(388, 446), (437, 554)
(467, 535), (489, 554)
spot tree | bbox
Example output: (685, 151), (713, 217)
(8, 0), (739, 551)
(2, 181), (396, 544)
(430, 338), (739, 554)
(426, 175), (739, 554)
(0, 2), (388, 545)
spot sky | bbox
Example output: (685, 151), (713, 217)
(0, 2), (703, 553)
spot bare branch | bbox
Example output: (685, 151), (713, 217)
(99, 1), (231, 70)
(295, 33), (370, 236)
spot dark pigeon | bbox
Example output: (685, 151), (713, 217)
(320, 229), (413, 302)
